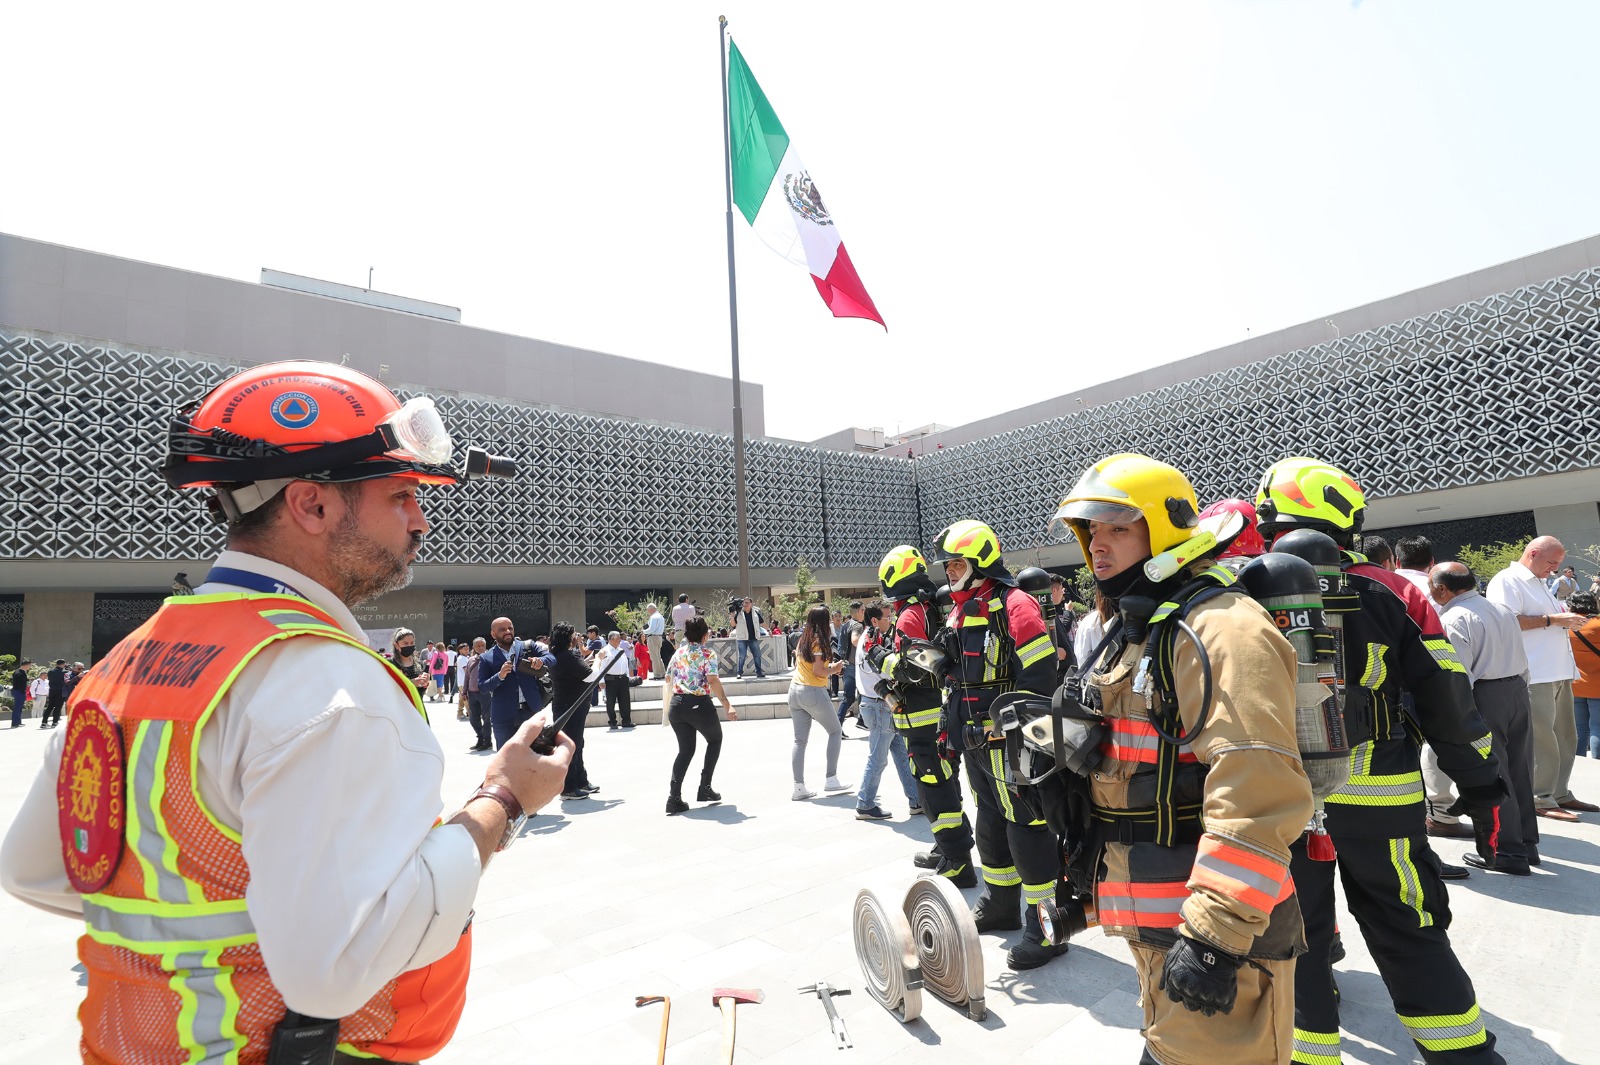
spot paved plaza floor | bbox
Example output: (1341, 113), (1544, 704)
(1, 689), (1597, 1064)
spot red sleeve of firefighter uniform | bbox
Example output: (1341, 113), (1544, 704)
(1004, 588), (1056, 696)
(1171, 594), (1316, 956)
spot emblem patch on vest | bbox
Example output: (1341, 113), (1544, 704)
(56, 699), (126, 894)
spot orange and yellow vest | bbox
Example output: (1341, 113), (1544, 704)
(63, 592), (471, 1064)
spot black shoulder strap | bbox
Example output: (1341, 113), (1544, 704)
(1576, 629), (1600, 660)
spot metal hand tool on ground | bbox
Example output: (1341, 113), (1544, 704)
(799, 982), (852, 1049)
(711, 987), (763, 1065)
(634, 995), (669, 1065)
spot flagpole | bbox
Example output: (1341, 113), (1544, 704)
(719, 14), (752, 599)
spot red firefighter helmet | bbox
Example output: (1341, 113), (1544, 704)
(1198, 499), (1265, 558)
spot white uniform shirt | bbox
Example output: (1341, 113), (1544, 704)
(0, 550), (482, 1017)
(1486, 560), (1580, 685)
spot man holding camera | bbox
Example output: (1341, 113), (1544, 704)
(1, 360), (572, 1065)
(729, 596), (767, 679)
(479, 616), (556, 751)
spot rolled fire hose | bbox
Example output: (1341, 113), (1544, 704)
(852, 886), (923, 1022)
(903, 874), (986, 1021)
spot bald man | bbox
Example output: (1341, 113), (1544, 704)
(479, 617), (555, 750)
(1430, 563), (1538, 873)
(1486, 536), (1597, 821)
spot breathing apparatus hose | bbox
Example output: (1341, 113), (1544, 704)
(1144, 617), (1214, 748)
(852, 887), (923, 1023)
(902, 875), (986, 1021)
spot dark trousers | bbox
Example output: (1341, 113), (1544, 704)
(467, 691), (490, 748)
(836, 667), (858, 722)
(962, 743), (1060, 909)
(43, 693), (64, 727)
(445, 671), (458, 697)
(902, 726), (973, 870)
(670, 694), (723, 786)
(1474, 676), (1537, 860)
(491, 701), (534, 751)
(10, 688), (23, 727)
(1291, 835), (1501, 1064)
(562, 699), (591, 793)
(604, 674), (633, 726)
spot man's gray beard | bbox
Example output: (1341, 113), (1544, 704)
(327, 508), (417, 607)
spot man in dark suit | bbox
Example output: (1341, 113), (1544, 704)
(479, 616), (554, 750)
(42, 660), (67, 728)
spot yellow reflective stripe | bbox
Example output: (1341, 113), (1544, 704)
(82, 896), (256, 952)
(1291, 1027), (1341, 1065)
(961, 616), (989, 627)
(1398, 1004), (1487, 1051)
(258, 609), (343, 633)
(989, 747), (1016, 820)
(169, 946), (245, 1064)
(1472, 734), (1493, 760)
(1361, 643), (1388, 689)
(1017, 635), (1053, 668)
(1201, 565), (1237, 587)
(1150, 600), (1183, 624)
(988, 598), (1004, 613)
(1022, 881), (1054, 906)
(1423, 638), (1466, 674)
(933, 811), (965, 832)
(336, 1045), (383, 1059)
(1388, 838), (1433, 929)
(148, 723), (205, 905)
(1326, 770), (1424, 806)
(982, 864), (1022, 887)
(895, 708), (942, 729)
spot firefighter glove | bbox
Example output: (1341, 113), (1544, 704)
(1445, 777), (1508, 822)
(1159, 933), (1241, 1016)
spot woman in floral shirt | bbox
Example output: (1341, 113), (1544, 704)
(664, 616), (737, 814)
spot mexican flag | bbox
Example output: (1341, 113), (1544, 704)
(727, 40), (885, 328)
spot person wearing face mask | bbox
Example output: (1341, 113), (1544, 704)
(389, 628), (431, 696)
(928, 519), (1065, 970)
(1051, 453), (1312, 1065)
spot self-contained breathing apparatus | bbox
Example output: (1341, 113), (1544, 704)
(993, 511), (1360, 942)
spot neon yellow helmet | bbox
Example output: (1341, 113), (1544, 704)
(1254, 456), (1366, 539)
(879, 545), (935, 601)
(1049, 453), (1199, 558)
(929, 519), (1014, 586)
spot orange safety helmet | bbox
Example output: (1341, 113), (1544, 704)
(163, 361), (507, 523)
(1197, 499), (1265, 558)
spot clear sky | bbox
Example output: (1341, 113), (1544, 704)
(7, 2), (1600, 443)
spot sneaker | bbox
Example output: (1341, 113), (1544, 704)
(855, 719), (869, 732)
(824, 777), (854, 794)
(792, 783), (816, 801)
(607, 723), (619, 731)
(908, 804), (925, 816)
(582, 784), (601, 794)
(560, 790), (589, 800)
(621, 722), (635, 729)
(855, 805), (892, 821)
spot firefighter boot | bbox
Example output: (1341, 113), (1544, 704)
(1006, 902), (1068, 970)
(970, 884), (1022, 933)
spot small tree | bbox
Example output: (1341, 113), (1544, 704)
(770, 557), (823, 628)
(1071, 565), (1096, 607)
(1457, 540), (1529, 584)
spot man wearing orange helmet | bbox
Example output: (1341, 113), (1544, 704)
(929, 520), (1066, 970)
(1, 361), (570, 1065)
(1255, 456), (1506, 1065)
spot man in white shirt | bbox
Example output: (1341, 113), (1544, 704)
(1486, 536), (1597, 822)
(1392, 536), (1438, 602)
(644, 603), (667, 679)
(671, 593), (697, 637)
(594, 631), (636, 729)
(1, 361), (572, 1062)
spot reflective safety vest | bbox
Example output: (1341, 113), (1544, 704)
(63, 592), (472, 1065)
(945, 584), (1055, 726)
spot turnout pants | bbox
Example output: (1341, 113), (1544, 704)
(899, 722), (973, 871)
(962, 741), (1061, 915)
(1130, 942), (1294, 1065)
(1291, 835), (1501, 1064)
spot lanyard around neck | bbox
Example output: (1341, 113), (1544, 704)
(204, 566), (308, 600)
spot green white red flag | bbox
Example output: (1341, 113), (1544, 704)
(727, 40), (885, 328)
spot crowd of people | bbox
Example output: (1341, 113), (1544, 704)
(2, 356), (1593, 1065)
